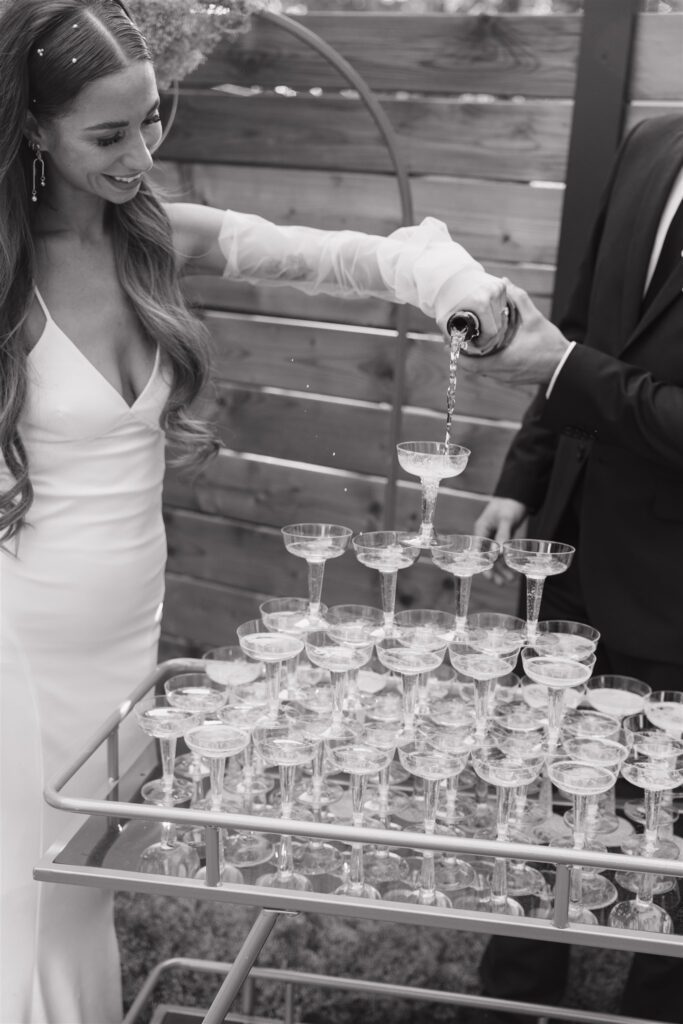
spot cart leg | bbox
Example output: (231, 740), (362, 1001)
(202, 908), (281, 1024)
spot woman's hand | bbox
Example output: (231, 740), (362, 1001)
(474, 497), (529, 584)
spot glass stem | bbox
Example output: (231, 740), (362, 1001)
(454, 575), (472, 634)
(264, 662), (280, 720)
(311, 744), (324, 812)
(379, 570), (398, 634)
(418, 778), (439, 902)
(546, 688), (564, 752)
(473, 678), (493, 738)
(525, 576), (545, 641)
(402, 674), (418, 732)
(307, 560), (325, 619)
(570, 793), (590, 917)
(209, 755), (226, 812)
(331, 670), (346, 727)
(350, 773), (368, 888)
(159, 736), (178, 795)
(160, 820), (177, 848)
(277, 763), (297, 879)
(637, 787), (663, 904)
(378, 765), (391, 829)
(419, 478), (440, 543)
(492, 785), (514, 904)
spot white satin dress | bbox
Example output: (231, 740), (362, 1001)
(0, 287), (171, 1024)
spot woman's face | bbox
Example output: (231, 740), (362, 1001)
(34, 61), (162, 206)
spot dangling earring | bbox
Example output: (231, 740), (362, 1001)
(30, 143), (46, 202)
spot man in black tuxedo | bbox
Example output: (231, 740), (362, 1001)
(465, 112), (683, 1022)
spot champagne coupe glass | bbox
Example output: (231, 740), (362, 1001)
(396, 441), (470, 548)
(360, 672), (412, 883)
(557, 732), (629, 912)
(608, 738), (683, 933)
(305, 629), (374, 735)
(467, 612), (527, 651)
(252, 712), (321, 891)
(467, 736), (545, 916)
(492, 700), (549, 897)
(448, 630), (522, 835)
(236, 618), (304, 720)
(501, 539), (575, 642)
(394, 608), (457, 716)
(281, 523), (353, 627)
(326, 604), (385, 711)
(586, 675), (652, 720)
(449, 629), (522, 742)
(558, 709), (623, 848)
(376, 636), (445, 739)
(383, 725), (473, 907)
(284, 701), (344, 876)
(430, 534), (501, 635)
(617, 718), (682, 894)
(325, 721), (397, 899)
(202, 645), (264, 688)
(424, 715), (479, 896)
(287, 683), (344, 811)
(645, 690), (683, 740)
(352, 531), (421, 636)
(259, 597), (328, 700)
(534, 620), (600, 660)
(547, 758), (617, 924)
(164, 673), (228, 800)
(135, 696), (198, 806)
(521, 647), (595, 754)
(133, 697), (202, 875)
(184, 721), (251, 884)
(213, 702), (274, 869)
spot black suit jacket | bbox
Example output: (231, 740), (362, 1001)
(496, 114), (683, 664)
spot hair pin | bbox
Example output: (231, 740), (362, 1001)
(72, 57), (78, 63)
(36, 47), (44, 56)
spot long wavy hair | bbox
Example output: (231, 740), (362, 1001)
(0, 0), (218, 541)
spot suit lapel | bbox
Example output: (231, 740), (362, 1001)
(622, 127), (683, 352)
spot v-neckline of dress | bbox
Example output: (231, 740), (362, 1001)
(31, 286), (160, 411)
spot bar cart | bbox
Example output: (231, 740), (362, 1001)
(36, 659), (683, 1024)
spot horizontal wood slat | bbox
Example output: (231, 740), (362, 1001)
(186, 14), (582, 96)
(183, 13), (682, 102)
(156, 161), (564, 267)
(161, 556), (518, 651)
(158, 93), (574, 182)
(205, 312), (534, 421)
(163, 451), (500, 531)
(184, 269), (553, 329)
(199, 384), (517, 494)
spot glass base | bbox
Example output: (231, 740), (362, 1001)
(174, 753), (209, 780)
(362, 848), (410, 884)
(434, 856), (475, 893)
(222, 831), (274, 868)
(564, 808), (621, 837)
(616, 834), (680, 896)
(623, 799), (677, 827)
(194, 862), (244, 884)
(383, 886), (453, 908)
(334, 879), (381, 899)
(506, 861), (547, 898)
(293, 841), (344, 876)
(451, 892), (524, 916)
(138, 840), (200, 877)
(140, 778), (193, 806)
(568, 904), (598, 925)
(456, 800), (498, 837)
(255, 869), (313, 891)
(295, 780), (344, 808)
(608, 899), (674, 933)
(580, 872), (619, 910)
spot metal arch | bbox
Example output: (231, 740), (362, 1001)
(257, 9), (414, 229)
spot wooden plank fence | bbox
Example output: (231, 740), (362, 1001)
(155, 7), (683, 658)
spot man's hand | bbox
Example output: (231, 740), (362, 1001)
(461, 280), (570, 385)
(474, 497), (529, 584)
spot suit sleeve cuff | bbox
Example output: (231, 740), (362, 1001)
(544, 341), (576, 398)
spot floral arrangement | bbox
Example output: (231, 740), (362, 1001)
(128, 0), (271, 88)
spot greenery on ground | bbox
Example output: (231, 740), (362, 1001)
(116, 893), (631, 1023)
